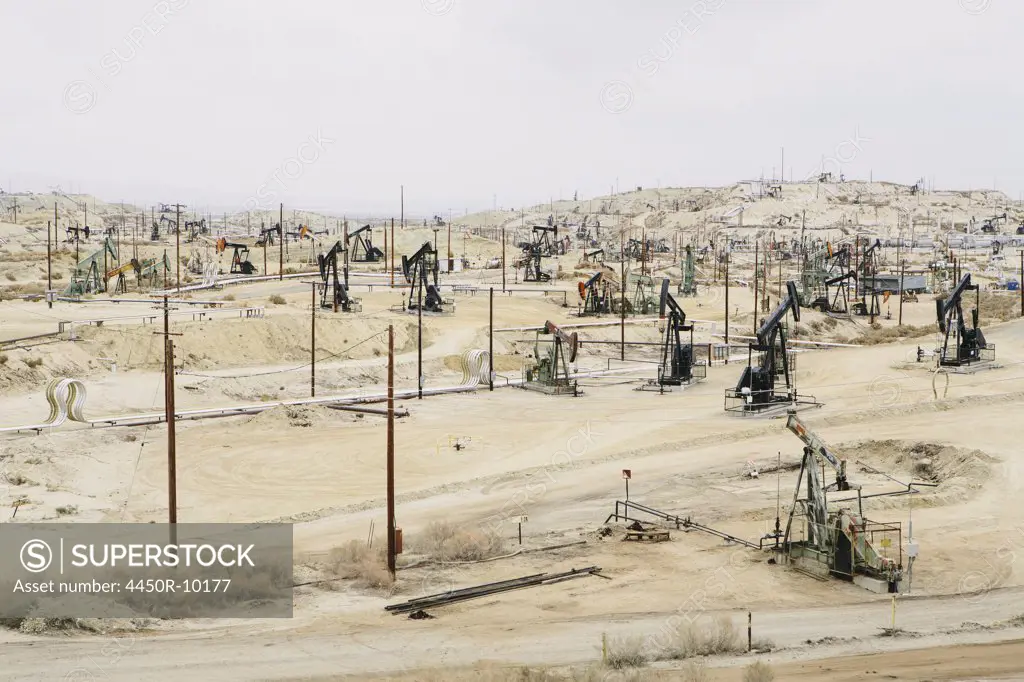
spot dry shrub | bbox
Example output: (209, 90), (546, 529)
(398, 665), (653, 681)
(25, 357), (43, 368)
(4, 272), (15, 281)
(413, 521), (507, 562)
(269, 294), (286, 305)
(55, 505), (78, 516)
(4, 472), (34, 487)
(680, 660), (710, 682)
(661, 616), (743, 660)
(852, 323), (933, 346)
(326, 540), (394, 589)
(742, 660), (775, 682)
(0, 353), (7, 365)
(222, 293), (236, 301)
(751, 636), (775, 652)
(605, 636), (649, 669)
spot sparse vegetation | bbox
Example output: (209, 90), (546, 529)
(604, 636), (649, 669)
(751, 636), (775, 652)
(851, 323), (933, 346)
(680, 660), (710, 682)
(413, 521), (507, 562)
(742, 660), (776, 682)
(659, 616), (744, 660)
(55, 505), (78, 517)
(4, 472), (35, 487)
(222, 293), (235, 301)
(0, 353), (7, 365)
(25, 357), (43, 369)
(4, 272), (15, 281)
(324, 540), (394, 589)
(269, 294), (286, 305)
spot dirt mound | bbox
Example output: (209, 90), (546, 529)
(839, 439), (995, 507)
(245, 404), (334, 429)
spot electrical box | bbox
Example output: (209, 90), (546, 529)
(906, 541), (919, 558)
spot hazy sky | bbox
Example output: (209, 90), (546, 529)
(1, 0), (1020, 216)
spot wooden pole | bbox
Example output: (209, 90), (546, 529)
(501, 228), (506, 292)
(493, 284), (497, 391)
(417, 282), (423, 400)
(1020, 250), (1023, 317)
(898, 260), (905, 326)
(386, 324), (396, 579)
(620, 233), (625, 361)
(724, 252), (730, 364)
(176, 204), (181, 292)
(165, 336), (178, 544)
(390, 220), (395, 288)
(311, 283), (316, 397)
(753, 240), (759, 333)
(46, 220), (52, 307)
(279, 203), (284, 280)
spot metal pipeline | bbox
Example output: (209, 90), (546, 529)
(0, 349), (494, 434)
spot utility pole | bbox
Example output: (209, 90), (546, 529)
(489, 287), (494, 391)
(175, 204), (181, 292)
(386, 324), (396, 579)
(417, 281), (423, 400)
(1019, 249), (1023, 317)
(390, 221), (395, 288)
(753, 240), (759, 333)
(154, 296), (182, 544)
(311, 283), (317, 397)
(724, 251), (730, 363)
(279, 203), (284, 280)
(447, 211), (453, 273)
(620, 233), (626, 361)
(46, 220), (52, 307)
(501, 228), (506, 292)
(898, 260), (905, 326)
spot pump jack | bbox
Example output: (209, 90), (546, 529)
(317, 241), (361, 312)
(519, 245), (550, 282)
(810, 270), (856, 315)
(256, 224), (281, 247)
(653, 279), (704, 387)
(781, 412), (904, 591)
(347, 225), (385, 262)
(65, 225), (90, 243)
(726, 281), (819, 413)
(936, 273), (992, 367)
(578, 272), (612, 315)
(216, 238), (257, 275)
(522, 320), (580, 395)
(402, 241), (445, 313)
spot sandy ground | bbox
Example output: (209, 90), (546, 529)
(1, 186), (1024, 680)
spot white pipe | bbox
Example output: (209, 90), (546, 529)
(0, 363), (650, 434)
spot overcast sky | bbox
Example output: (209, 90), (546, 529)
(0, 0), (1019, 216)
